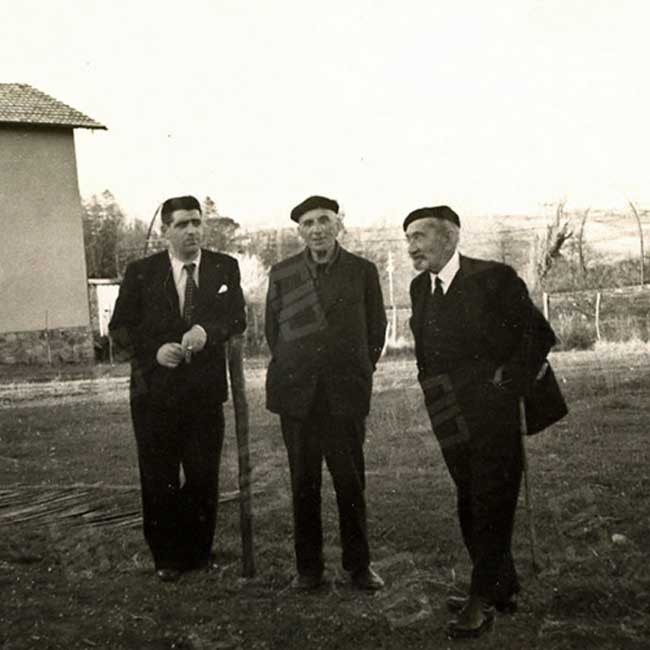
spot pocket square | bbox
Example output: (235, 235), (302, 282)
(217, 284), (228, 294)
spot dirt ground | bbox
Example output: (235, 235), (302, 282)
(1, 352), (649, 649)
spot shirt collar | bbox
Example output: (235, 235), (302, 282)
(169, 249), (201, 283)
(304, 242), (341, 275)
(430, 250), (460, 294)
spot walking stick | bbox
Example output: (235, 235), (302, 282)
(227, 334), (255, 577)
(518, 396), (542, 574)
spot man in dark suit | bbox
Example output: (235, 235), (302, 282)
(109, 195), (246, 582)
(265, 195), (387, 591)
(404, 206), (566, 638)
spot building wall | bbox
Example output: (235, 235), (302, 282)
(0, 126), (90, 334)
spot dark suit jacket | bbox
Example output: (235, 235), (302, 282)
(109, 249), (246, 409)
(265, 247), (387, 419)
(410, 255), (567, 434)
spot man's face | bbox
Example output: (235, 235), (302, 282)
(163, 209), (204, 260)
(405, 218), (458, 273)
(297, 208), (341, 257)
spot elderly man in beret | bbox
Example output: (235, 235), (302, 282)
(265, 195), (387, 591)
(404, 206), (567, 638)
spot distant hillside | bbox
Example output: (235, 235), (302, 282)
(240, 207), (649, 305)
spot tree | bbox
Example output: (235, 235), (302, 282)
(82, 190), (154, 277)
(236, 252), (268, 303)
(199, 195), (242, 253)
(204, 216), (241, 253)
(82, 190), (127, 278)
(576, 207), (591, 273)
(202, 195), (218, 219)
(117, 218), (153, 274)
(536, 201), (573, 282)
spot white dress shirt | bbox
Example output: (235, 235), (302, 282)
(169, 250), (201, 316)
(429, 250), (460, 294)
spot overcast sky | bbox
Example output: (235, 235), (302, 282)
(2, 0), (649, 227)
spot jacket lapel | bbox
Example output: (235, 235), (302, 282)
(320, 248), (353, 315)
(195, 251), (224, 317)
(155, 253), (180, 317)
(445, 255), (466, 298)
(411, 271), (431, 341)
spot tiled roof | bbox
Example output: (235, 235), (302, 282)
(0, 83), (106, 130)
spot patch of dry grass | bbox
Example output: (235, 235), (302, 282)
(0, 354), (649, 649)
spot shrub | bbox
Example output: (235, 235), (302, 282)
(553, 313), (595, 351)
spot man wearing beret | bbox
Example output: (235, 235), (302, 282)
(404, 206), (567, 638)
(109, 195), (246, 582)
(265, 195), (387, 591)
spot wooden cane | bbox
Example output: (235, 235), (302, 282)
(227, 334), (255, 577)
(518, 396), (542, 574)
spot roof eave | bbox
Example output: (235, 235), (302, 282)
(0, 120), (107, 131)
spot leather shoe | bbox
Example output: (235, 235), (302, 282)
(447, 594), (518, 615)
(447, 608), (495, 639)
(350, 567), (385, 591)
(292, 573), (325, 591)
(155, 568), (181, 583)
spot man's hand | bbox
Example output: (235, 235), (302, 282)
(156, 342), (185, 368)
(181, 325), (208, 362)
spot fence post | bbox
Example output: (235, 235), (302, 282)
(387, 251), (397, 345)
(628, 201), (645, 287)
(44, 311), (52, 365)
(595, 291), (602, 341)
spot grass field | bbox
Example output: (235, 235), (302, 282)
(1, 350), (649, 649)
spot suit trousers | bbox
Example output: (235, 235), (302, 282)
(280, 397), (370, 577)
(131, 388), (224, 571)
(435, 382), (523, 603)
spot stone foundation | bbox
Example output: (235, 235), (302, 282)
(0, 326), (94, 365)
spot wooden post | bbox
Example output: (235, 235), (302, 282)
(252, 306), (260, 354)
(519, 397), (541, 573)
(595, 291), (602, 341)
(387, 251), (397, 345)
(44, 311), (52, 365)
(628, 201), (645, 287)
(227, 334), (255, 577)
(542, 292), (550, 321)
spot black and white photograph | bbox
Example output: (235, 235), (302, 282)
(1, 1), (649, 648)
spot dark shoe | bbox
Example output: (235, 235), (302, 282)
(446, 595), (469, 613)
(495, 597), (518, 615)
(155, 568), (181, 583)
(292, 573), (325, 591)
(350, 567), (385, 591)
(447, 594), (518, 615)
(447, 608), (495, 639)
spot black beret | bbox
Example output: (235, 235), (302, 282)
(403, 205), (461, 231)
(161, 195), (202, 222)
(290, 195), (339, 223)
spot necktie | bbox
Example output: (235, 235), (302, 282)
(431, 276), (445, 310)
(182, 263), (197, 325)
